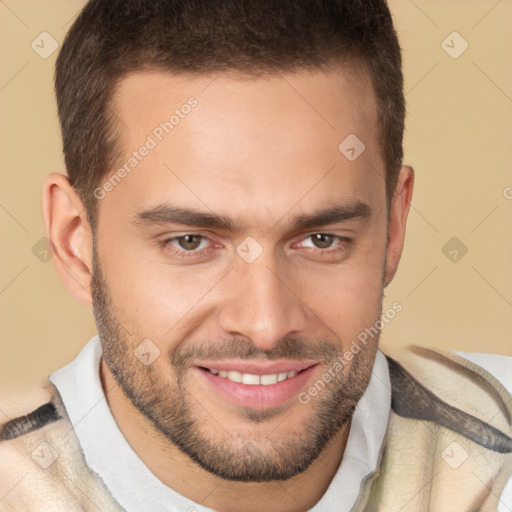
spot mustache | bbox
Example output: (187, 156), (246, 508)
(171, 335), (342, 368)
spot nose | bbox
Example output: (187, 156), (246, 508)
(217, 252), (308, 352)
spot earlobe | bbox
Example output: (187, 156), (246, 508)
(383, 165), (414, 287)
(42, 172), (94, 304)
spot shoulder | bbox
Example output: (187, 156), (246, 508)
(0, 382), (124, 511)
(0, 384), (70, 509)
(0, 383), (62, 452)
(455, 350), (512, 394)
(384, 345), (512, 452)
(1, 399), (61, 441)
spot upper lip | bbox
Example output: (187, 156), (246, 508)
(195, 360), (318, 375)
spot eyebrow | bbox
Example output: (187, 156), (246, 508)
(131, 200), (371, 233)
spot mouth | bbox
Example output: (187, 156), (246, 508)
(194, 361), (319, 409)
(200, 367), (303, 385)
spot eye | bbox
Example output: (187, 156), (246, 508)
(160, 233), (222, 262)
(305, 233), (337, 249)
(292, 233), (352, 261)
(300, 233), (344, 250)
(167, 234), (211, 252)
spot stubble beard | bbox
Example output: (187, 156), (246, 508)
(91, 245), (381, 482)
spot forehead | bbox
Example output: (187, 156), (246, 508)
(112, 65), (379, 143)
(102, 67), (384, 230)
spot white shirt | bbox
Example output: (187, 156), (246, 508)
(49, 336), (512, 511)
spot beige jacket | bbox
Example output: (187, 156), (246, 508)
(1, 346), (511, 511)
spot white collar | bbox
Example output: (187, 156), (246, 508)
(49, 335), (391, 512)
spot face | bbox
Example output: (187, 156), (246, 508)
(92, 67), (391, 482)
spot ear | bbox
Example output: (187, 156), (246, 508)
(42, 172), (94, 304)
(383, 165), (414, 287)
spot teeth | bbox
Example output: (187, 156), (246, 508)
(227, 371), (242, 383)
(209, 368), (299, 385)
(242, 373), (260, 385)
(260, 373), (278, 385)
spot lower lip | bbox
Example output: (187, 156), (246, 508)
(194, 365), (318, 409)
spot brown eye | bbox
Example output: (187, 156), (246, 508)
(176, 234), (204, 251)
(310, 233), (336, 249)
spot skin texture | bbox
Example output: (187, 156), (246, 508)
(43, 66), (414, 512)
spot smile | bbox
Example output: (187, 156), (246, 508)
(206, 368), (298, 385)
(195, 363), (319, 409)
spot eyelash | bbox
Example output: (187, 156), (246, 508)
(161, 233), (351, 260)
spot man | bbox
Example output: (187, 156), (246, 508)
(0, 0), (511, 510)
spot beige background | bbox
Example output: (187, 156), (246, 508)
(1, 0), (511, 392)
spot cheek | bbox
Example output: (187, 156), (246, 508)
(102, 249), (226, 345)
(293, 239), (386, 346)
(300, 270), (383, 347)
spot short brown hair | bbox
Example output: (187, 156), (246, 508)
(55, 0), (405, 230)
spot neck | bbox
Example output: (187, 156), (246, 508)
(101, 359), (351, 512)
